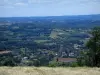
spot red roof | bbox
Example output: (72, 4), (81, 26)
(0, 51), (12, 55)
(57, 58), (77, 62)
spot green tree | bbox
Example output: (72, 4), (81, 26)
(86, 27), (100, 67)
(20, 48), (26, 57)
(77, 50), (89, 66)
(0, 56), (16, 66)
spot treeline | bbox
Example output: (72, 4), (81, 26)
(77, 27), (100, 67)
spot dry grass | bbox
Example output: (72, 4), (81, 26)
(0, 67), (100, 75)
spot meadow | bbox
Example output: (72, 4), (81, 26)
(0, 67), (100, 75)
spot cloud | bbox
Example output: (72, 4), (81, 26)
(28, 0), (58, 3)
(0, 0), (99, 9)
(0, 0), (100, 17)
(0, 0), (29, 8)
(1, 0), (100, 6)
(14, 3), (28, 6)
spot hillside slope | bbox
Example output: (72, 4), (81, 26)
(0, 67), (100, 75)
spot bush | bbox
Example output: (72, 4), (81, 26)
(70, 62), (79, 67)
(0, 56), (16, 66)
(48, 61), (79, 67)
(48, 61), (63, 67)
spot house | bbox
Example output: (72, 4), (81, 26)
(0, 50), (12, 56)
(69, 52), (75, 57)
(57, 58), (77, 63)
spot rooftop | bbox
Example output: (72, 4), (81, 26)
(0, 50), (12, 55)
(57, 58), (77, 63)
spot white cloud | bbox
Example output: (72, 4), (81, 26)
(0, 0), (100, 17)
(14, 3), (28, 6)
(1, 0), (100, 6)
(28, 0), (61, 4)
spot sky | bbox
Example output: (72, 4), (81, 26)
(0, 0), (100, 17)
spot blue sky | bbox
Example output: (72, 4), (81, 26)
(0, 0), (100, 17)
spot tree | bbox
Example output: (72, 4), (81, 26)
(86, 27), (100, 67)
(0, 56), (16, 66)
(20, 48), (26, 57)
(77, 50), (90, 66)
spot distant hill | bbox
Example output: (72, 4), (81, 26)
(0, 14), (100, 28)
(0, 14), (100, 21)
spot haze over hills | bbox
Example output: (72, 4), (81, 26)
(0, 14), (100, 19)
(0, 14), (100, 28)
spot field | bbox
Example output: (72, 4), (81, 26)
(0, 67), (100, 75)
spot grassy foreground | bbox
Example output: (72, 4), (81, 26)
(0, 67), (100, 75)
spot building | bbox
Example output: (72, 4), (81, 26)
(57, 58), (77, 63)
(0, 50), (12, 56)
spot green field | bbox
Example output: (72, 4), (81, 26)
(34, 40), (49, 43)
(0, 67), (100, 75)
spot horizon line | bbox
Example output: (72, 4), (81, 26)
(0, 14), (100, 18)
